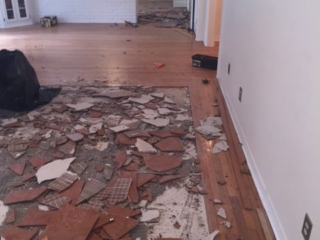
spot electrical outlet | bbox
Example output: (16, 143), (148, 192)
(238, 87), (242, 102)
(228, 63), (231, 75)
(302, 214), (313, 240)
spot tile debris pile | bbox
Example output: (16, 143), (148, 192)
(0, 86), (211, 239)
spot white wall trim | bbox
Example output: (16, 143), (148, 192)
(218, 78), (287, 240)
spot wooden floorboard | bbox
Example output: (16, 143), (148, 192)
(0, 23), (274, 240)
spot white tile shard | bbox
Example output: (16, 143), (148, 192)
(151, 92), (164, 98)
(142, 118), (169, 127)
(203, 230), (220, 240)
(128, 95), (154, 104)
(105, 114), (122, 127)
(119, 119), (140, 129)
(217, 207), (227, 219)
(196, 125), (222, 138)
(0, 201), (9, 225)
(135, 139), (157, 153)
(219, 133), (227, 141)
(142, 109), (159, 119)
(176, 114), (191, 121)
(212, 141), (229, 153)
(36, 158), (75, 184)
(164, 97), (175, 104)
(94, 142), (109, 151)
(109, 125), (129, 133)
(38, 205), (50, 211)
(89, 123), (103, 134)
(66, 103), (93, 111)
(157, 108), (172, 115)
(140, 209), (160, 222)
(1, 118), (17, 127)
(200, 117), (223, 127)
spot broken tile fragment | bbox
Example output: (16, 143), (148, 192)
(140, 209), (160, 223)
(124, 162), (139, 171)
(76, 179), (107, 204)
(56, 136), (68, 145)
(135, 138), (157, 153)
(119, 119), (140, 129)
(39, 204), (99, 240)
(124, 130), (150, 138)
(90, 111), (102, 118)
(0, 226), (38, 240)
(58, 141), (76, 155)
(29, 157), (48, 168)
(59, 179), (84, 205)
(23, 172), (36, 182)
(40, 195), (71, 209)
(159, 174), (187, 183)
(155, 137), (184, 152)
(150, 92), (164, 99)
(217, 207), (227, 219)
(212, 141), (229, 153)
(164, 96), (175, 104)
(214, 199), (223, 204)
(89, 123), (103, 134)
(149, 131), (177, 138)
(118, 171), (139, 203)
(70, 162), (88, 175)
(107, 205), (141, 218)
(128, 95), (154, 104)
(53, 105), (67, 113)
(53, 151), (65, 159)
(142, 118), (169, 127)
(94, 141), (109, 151)
(107, 178), (132, 205)
(137, 173), (156, 187)
(8, 162), (25, 176)
(104, 165), (114, 180)
(102, 214), (138, 240)
(74, 125), (90, 135)
(203, 230), (220, 240)
(93, 213), (113, 229)
(144, 155), (182, 172)
(158, 108), (172, 115)
(110, 125), (130, 133)
(36, 157), (75, 184)
(18, 206), (55, 227)
(95, 165), (104, 172)
(115, 151), (127, 168)
(66, 133), (84, 142)
(5, 209), (15, 224)
(48, 172), (78, 192)
(116, 133), (137, 145)
(45, 122), (61, 130)
(92, 89), (135, 99)
(4, 186), (47, 204)
(66, 102), (93, 111)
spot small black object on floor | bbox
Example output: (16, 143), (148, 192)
(192, 54), (218, 70)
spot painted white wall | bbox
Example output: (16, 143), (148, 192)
(0, 4), (4, 28)
(173, 0), (187, 8)
(29, 0), (137, 24)
(218, 1), (320, 240)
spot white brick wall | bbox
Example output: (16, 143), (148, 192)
(29, 0), (137, 23)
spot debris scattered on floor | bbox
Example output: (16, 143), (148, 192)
(221, 220), (232, 229)
(212, 140), (229, 153)
(203, 230), (220, 240)
(196, 117), (223, 139)
(0, 86), (210, 239)
(217, 207), (227, 219)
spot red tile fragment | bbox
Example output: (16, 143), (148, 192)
(22, 172), (36, 182)
(39, 204), (99, 240)
(53, 151), (65, 159)
(46, 123), (61, 130)
(97, 129), (105, 136)
(67, 133), (84, 142)
(90, 111), (102, 118)
(159, 174), (188, 183)
(8, 162), (25, 176)
(29, 157), (48, 168)
(118, 172), (139, 203)
(107, 178), (132, 205)
(18, 206), (56, 227)
(56, 136), (68, 146)
(76, 179), (107, 204)
(170, 127), (187, 136)
(124, 130), (150, 138)
(95, 166), (104, 172)
(48, 172), (78, 192)
(4, 186), (47, 204)
(58, 140), (76, 155)
(144, 155), (182, 172)
(123, 162), (139, 171)
(114, 151), (126, 168)
(137, 173), (156, 187)
(70, 162), (88, 175)
(5, 209), (15, 224)
(116, 133), (137, 145)
(0, 226), (38, 240)
(149, 131), (177, 138)
(93, 213), (113, 229)
(155, 137), (184, 152)
(76, 127), (90, 135)
(88, 232), (102, 240)
(102, 214), (138, 240)
(11, 182), (25, 187)
(107, 205), (141, 217)
(53, 106), (67, 113)
(92, 90), (136, 99)
(59, 179), (84, 205)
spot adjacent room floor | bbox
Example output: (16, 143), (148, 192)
(0, 23), (275, 239)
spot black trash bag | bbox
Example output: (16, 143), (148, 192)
(0, 49), (61, 112)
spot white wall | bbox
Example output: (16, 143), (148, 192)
(29, 0), (137, 23)
(218, 1), (320, 240)
(0, 5), (4, 28)
(173, 0), (187, 8)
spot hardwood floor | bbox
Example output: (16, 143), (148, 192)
(0, 24), (274, 240)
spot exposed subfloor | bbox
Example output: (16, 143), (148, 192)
(0, 24), (275, 239)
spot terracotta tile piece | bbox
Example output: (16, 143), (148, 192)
(95, 166), (104, 172)
(8, 162), (25, 175)
(97, 129), (105, 136)
(77, 179), (107, 204)
(92, 90), (135, 99)
(11, 182), (25, 187)
(144, 155), (182, 172)
(46, 123), (61, 130)
(118, 172), (139, 203)
(107, 178), (132, 205)
(40, 194), (71, 209)
(39, 204), (99, 240)
(102, 214), (138, 240)
(18, 206), (56, 227)
(88, 232), (102, 240)
(159, 174), (188, 183)
(70, 162), (88, 175)
(58, 140), (76, 155)
(155, 137), (184, 152)
(78, 201), (103, 211)
(0, 226), (38, 240)
(4, 186), (47, 204)
(29, 157), (48, 168)
(67, 133), (84, 142)
(149, 131), (177, 138)
(59, 179), (84, 205)
(137, 173), (156, 187)
(90, 111), (102, 118)
(114, 151), (126, 168)
(7, 142), (28, 152)
(48, 172), (78, 192)
(116, 133), (137, 145)
(124, 130), (150, 138)
(8, 151), (26, 160)
(76, 127), (90, 135)
(53, 106), (68, 113)
(170, 127), (187, 136)
(123, 162), (139, 171)
(56, 136), (68, 145)
(107, 205), (141, 217)
(5, 209), (15, 224)
(89, 188), (110, 202)
(53, 151), (65, 159)
(23, 172), (36, 182)
(93, 213), (113, 229)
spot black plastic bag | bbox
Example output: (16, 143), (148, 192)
(0, 49), (60, 112)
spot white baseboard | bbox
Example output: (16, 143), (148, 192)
(219, 79), (287, 240)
